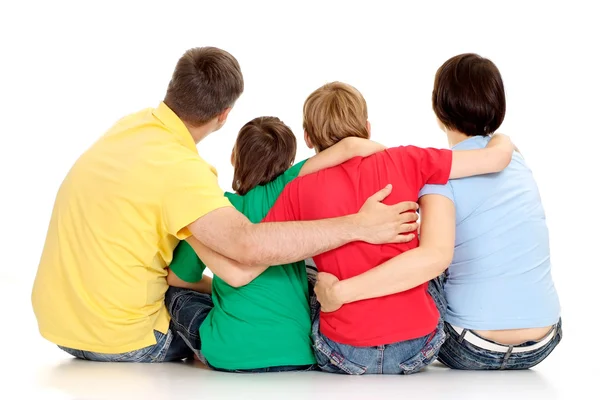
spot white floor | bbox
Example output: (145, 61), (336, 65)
(2, 278), (590, 400)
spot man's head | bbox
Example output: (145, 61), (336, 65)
(302, 82), (370, 153)
(432, 53), (505, 137)
(231, 117), (297, 195)
(164, 47), (244, 137)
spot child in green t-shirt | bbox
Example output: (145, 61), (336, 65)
(166, 116), (385, 372)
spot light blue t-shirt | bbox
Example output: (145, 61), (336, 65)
(419, 136), (561, 330)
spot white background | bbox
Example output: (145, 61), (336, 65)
(1, 1), (598, 399)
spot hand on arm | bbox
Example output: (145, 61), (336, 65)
(184, 236), (266, 288)
(187, 184), (419, 267)
(315, 194), (455, 312)
(166, 269), (213, 294)
(299, 137), (386, 176)
(449, 133), (514, 179)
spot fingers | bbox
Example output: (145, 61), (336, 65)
(368, 184), (393, 203)
(390, 233), (416, 243)
(398, 222), (419, 234)
(398, 212), (419, 224)
(393, 201), (419, 213)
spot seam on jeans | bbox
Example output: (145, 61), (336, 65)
(172, 290), (192, 321)
(186, 307), (206, 337)
(169, 313), (200, 341)
(176, 331), (202, 361)
(500, 345), (514, 370)
(151, 330), (174, 363)
(313, 337), (367, 375)
(399, 324), (446, 374)
(378, 345), (384, 374)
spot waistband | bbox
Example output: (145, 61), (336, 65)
(449, 324), (557, 354)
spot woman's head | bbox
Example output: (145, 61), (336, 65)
(432, 53), (506, 136)
(232, 117), (297, 195)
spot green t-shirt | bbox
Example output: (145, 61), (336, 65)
(169, 160), (315, 370)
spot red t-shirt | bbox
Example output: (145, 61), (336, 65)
(263, 146), (453, 346)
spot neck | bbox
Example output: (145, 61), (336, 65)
(184, 123), (214, 144)
(446, 129), (470, 147)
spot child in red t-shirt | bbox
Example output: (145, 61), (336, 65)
(262, 82), (514, 374)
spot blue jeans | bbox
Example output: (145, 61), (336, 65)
(311, 316), (446, 375)
(59, 323), (193, 363)
(165, 286), (314, 373)
(428, 275), (563, 370)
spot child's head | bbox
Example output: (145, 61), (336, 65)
(432, 53), (506, 137)
(232, 117), (297, 195)
(302, 82), (370, 153)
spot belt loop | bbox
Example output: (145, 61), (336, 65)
(458, 328), (468, 344)
(500, 345), (514, 370)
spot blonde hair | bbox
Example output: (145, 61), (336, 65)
(302, 82), (369, 152)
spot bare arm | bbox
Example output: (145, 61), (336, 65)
(449, 133), (514, 179)
(299, 137), (386, 176)
(184, 236), (266, 287)
(315, 194), (455, 312)
(166, 269), (213, 294)
(187, 185), (419, 266)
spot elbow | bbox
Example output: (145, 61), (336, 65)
(431, 247), (454, 274)
(166, 270), (178, 287)
(237, 243), (265, 267)
(237, 249), (262, 267)
(232, 231), (264, 267)
(494, 151), (513, 172)
(222, 271), (255, 288)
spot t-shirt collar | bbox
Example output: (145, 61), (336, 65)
(152, 102), (198, 152)
(452, 135), (491, 150)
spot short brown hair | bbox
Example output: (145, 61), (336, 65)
(432, 53), (506, 136)
(303, 82), (369, 152)
(164, 47), (244, 126)
(232, 117), (297, 195)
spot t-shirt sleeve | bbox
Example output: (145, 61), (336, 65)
(418, 183), (455, 203)
(162, 157), (232, 239)
(387, 146), (453, 188)
(169, 241), (207, 283)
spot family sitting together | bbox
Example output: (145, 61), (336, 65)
(32, 47), (562, 374)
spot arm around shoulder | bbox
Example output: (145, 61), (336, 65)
(299, 137), (386, 177)
(317, 194), (455, 310)
(449, 133), (514, 179)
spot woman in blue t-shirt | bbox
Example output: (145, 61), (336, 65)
(314, 53), (561, 370)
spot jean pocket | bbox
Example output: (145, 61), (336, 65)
(314, 339), (367, 375)
(399, 326), (446, 374)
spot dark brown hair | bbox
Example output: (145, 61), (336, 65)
(432, 53), (506, 136)
(164, 47), (244, 126)
(303, 82), (369, 152)
(232, 117), (297, 195)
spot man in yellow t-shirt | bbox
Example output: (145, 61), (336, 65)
(32, 47), (419, 362)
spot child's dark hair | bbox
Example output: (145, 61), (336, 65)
(232, 117), (297, 195)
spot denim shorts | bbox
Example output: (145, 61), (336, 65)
(59, 324), (193, 363)
(428, 275), (563, 370)
(311, 316), (446, 375)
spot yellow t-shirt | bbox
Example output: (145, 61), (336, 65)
(31, 102), (231, 353)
